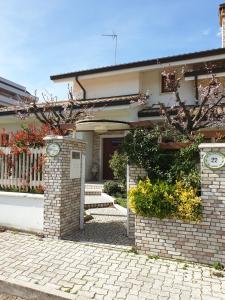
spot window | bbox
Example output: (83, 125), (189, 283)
(161, 73), (176, 93)
(111, 138), (123, 146)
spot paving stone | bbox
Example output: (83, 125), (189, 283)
(0, 295), (24, 300)
(66, 207), (133, 248)
(0, 231), (225, 300)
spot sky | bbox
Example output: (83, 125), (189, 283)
(0, 0), (223, 100)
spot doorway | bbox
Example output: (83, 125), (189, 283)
(102, 137), (123, 180)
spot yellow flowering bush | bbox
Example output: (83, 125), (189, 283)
(129, 178), (176, 219)
(175, 181), (202, 222)
(129, 178), (202, 222)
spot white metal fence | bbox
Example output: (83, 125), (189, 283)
(0, 147), (45, 191)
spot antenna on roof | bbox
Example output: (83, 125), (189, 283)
(102, 31), (118, 65)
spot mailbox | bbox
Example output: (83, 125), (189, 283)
(70, 151), (81, 179)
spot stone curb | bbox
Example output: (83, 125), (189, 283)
(0, 277), (76, 300)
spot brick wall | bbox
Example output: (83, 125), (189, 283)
(127, 165), (147, 239)
(134, 144), (225, 265)
(43, 136), (86, 239)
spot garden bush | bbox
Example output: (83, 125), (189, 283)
(122, 128), (162, 180)
(129, 178), (176, 219)
(103, 180), (123, 196)
(175, 181), (202, 221)
(129, 178), (202, 222)
(122, 127), (202, 189)
(115, 197), (127, 208)
(109, 151), (127, 185)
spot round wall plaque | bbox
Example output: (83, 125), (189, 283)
(46, 143), (61, 157)
(204, 152), (225, 169)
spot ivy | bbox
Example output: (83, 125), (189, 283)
(123, 127), (203, 189)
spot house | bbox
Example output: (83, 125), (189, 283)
(1, 4), (225, 181)
(0, 76), (31, 107)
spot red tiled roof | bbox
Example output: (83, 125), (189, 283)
(0, 94), (140, 116)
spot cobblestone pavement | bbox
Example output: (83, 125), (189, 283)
(0, 231), (225, 299)
(66, 207), (132, 248)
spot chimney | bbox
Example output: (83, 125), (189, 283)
(219, 3), (225, 47)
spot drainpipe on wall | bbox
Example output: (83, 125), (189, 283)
(194, 75), (199, 101)
(75, 76), (86, 99)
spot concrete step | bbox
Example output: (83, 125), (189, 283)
(85, 190), (102, 196)
(85, 182), (104, 190)
(84, 193), (114, 209)
(85, 182), (104, 196)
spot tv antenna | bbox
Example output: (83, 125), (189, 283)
(102, 32), (118, 65)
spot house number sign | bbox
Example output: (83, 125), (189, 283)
(46, 143), (61, 157)
(204, 152), (225, 169)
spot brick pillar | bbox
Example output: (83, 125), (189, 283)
(43, 136), (86, 239)
(127, 165), (147, 238)
(198, 143), (225, 263)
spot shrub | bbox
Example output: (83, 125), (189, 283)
(123, 127), (202, 185)
(115, 197), (127, 208)
(109, 151), (127, 185)
(103, 180), (123, 196)
(129, 178), (202, 222)
(166, 136), (202, 187)
(175, 181), (202, 222)
(129, 178), (176, 219)
(122, 128), (162, 180)
(178, 170), (201, 191)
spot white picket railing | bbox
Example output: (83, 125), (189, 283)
(0, 147), (45, 191)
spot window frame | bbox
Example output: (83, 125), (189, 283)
(161, 73), (176, 93)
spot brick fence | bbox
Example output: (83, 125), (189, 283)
(127, 165), (147, 238)
(129, 144), (225, 265)
(43, 136), (86, 239)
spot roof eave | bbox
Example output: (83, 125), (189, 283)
(50, 48), (225, 81)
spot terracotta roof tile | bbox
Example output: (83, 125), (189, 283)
(0, 94), (140, 115)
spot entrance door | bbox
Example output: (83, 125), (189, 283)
(102, 137), (123, 180)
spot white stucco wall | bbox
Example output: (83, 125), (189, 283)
(0, 122), (25, 132)
(141, 69), (196, 106)
(0, 192), (44, 232)
(93, 106), (139, 122)
(74, 72), (140, 99)
(76, 131), (93, 181)
(72, 68), (196, 106)
(0, 118), (41, 132)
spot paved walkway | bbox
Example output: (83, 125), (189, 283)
(66, 207), (132, 248)
(0, 295), (23, 300)
(0, 231), (225, 300)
